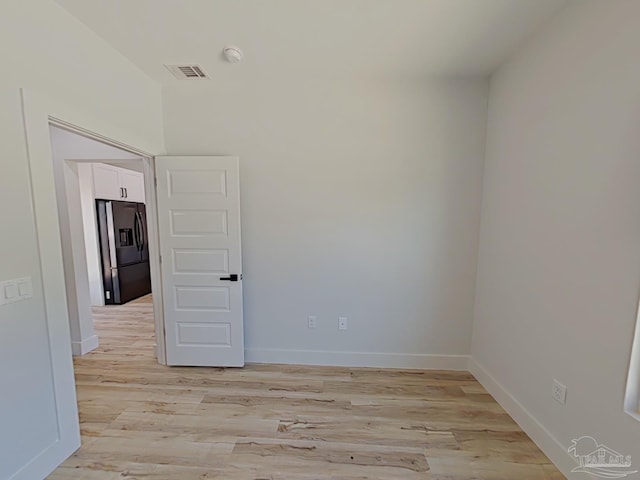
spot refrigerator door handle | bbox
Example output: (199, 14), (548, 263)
(135, 211), (144, 263)
(105, 202), (118, 283)
(133, 210), (140, 251)
(138, 211), (146, 253)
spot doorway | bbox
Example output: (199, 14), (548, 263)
(47, 123), (166, 364)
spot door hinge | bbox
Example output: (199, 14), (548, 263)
(159, 255), (162, 264)
(154, 176), (158, 187)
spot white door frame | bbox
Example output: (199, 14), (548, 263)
(20, 89), (167, 365)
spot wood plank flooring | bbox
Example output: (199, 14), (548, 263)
(48, 295), (565, 479)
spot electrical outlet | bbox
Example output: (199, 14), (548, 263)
(338, 316), (348, 330)
(552, 379), (567, 405)
(307, 315), (317, 329)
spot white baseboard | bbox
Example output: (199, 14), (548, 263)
(469, 359), (577, 478)
(245, 348), (470, 370)
(71, 334), (99, 356)
(9, 433), (80, 480)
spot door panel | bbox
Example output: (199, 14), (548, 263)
(117, 262), (152, 304)
(156, 156), (244, 367)
(172, 249), (229, 274)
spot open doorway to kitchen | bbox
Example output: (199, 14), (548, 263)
(48, 124), (163, 363)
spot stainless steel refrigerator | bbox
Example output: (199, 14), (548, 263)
(96, 200), (152, 304)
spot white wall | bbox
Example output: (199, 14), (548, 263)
(164, 75), (488, 367)
(0, 1), (163, 478)
(77, 163), (104, 306)
(49, 126), (145, 161)
(471, 0), (640, 476)
(50, 156), (98, 355)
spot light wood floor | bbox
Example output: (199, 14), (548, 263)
(48, 295), (564, 479)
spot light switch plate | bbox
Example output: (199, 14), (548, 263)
(18, 280), (31, 297)
(4, 283), (18, 299)
(0, 277), (33, 306)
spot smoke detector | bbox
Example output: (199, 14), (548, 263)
(223, 46), (243, 64)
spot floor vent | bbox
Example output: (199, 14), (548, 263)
(164, 64), (210, 80)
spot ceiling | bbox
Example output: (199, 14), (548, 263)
(54, 0), (567, 84)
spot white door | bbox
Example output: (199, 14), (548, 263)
(155, 156), (244, 366)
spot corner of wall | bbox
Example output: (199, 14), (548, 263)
(70, 335), (99, 356)
(469, 358), (577, 477)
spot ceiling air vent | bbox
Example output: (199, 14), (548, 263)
(164, 64), (210, 80)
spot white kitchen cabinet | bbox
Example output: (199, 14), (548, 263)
(117, 168), (145, 203)
(92, 163), (119, 200)
(92, 163), (145, 203)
